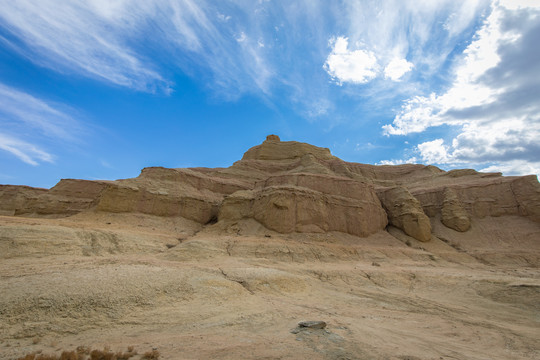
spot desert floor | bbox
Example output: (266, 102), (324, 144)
(1, 212), (539, 360)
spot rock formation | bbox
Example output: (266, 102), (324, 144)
(1, 135), (540, 242)
(441, 188), (470, 232)
(219, 173), (388, 237)
(378, 186), (432, 242)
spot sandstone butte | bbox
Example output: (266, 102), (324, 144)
(1, 135), (539, 360)
(2, 135), (539, 241)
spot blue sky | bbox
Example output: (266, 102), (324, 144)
(1, 0), (539, 188)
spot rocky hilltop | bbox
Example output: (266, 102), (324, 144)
(2, 135), (539, 242)
(1, 136), (540, 360)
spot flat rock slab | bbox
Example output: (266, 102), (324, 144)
(291, 321), (328, 334)
(298, 321), (327, 329)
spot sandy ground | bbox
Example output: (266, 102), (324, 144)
(1, 212), (539, 360)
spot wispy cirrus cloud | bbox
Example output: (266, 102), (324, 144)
(0, 0), (490, 106)
(0, 134), (53, 166)
(0, 83), (84, 165)
(0, 1), (169, 92)
(0, 0), (274, 96)
(323, 0), (489, 85)
(0, 84), (81, 141)
(381, 0), (540, 176)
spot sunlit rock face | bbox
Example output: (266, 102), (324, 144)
(1, 136), (539, 242)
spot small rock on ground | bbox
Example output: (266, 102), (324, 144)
(298, 321), (327, 329)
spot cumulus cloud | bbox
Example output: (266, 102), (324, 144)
(0, 83), (84, 165)
(382, 1), (540, 176)
(384, 58), (414, 81)
(322, 1), (488, 90)
(416, 139), (450, 164)
(377, 157), (417, 166)
(343, 0), (489, 77)
(323, 37), (378, 85)
(481, 160), (540, 177)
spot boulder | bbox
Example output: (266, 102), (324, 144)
(378, 187), (432, 242)
(298, 321), (327, 329)
(441, 188), (470, 232)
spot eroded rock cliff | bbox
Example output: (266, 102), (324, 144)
(1, 135), (539, 241)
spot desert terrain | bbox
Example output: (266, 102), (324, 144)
(1, 136), (539, 359)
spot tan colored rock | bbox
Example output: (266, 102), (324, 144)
(441, 188), (470, 232)
(378, 187), (432, 242)
(136, 167), (250, 195)
(411, 174), (540, 221)
(218, 190), (255, 221)
(96, 184), (219, 224)
(1, 135), (539, 240)
(242, 139), (336, 161)
(511, 175), (540, 222)
(0, 185), (47, 216)
(1, 180), (108, 217)
(265, 134), (280, 142)
(219, 174), (388, 237)
(253, 186), (387, 236)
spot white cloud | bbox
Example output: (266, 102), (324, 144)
(0, 83), (84, 165)
(382, 1), (540, 176)
(343, 0), (489, 77)
(0, 0), (275, 96)
(323, 37), (378, 85)
(384, 58), (414, 81)
(416, 139), (450, 164)
(217, 13), (231, 22)
(0, 0), (492, 119)
(481, 160), (540, 177)
(306, 98), (331, 118)
(0, 84), (81, 141)
(0, 134), (53, 166)
(235, 32), (247, 43)
(382, 2), (505, 136)
(500, 0), (540, 10)
(0, 0), (498, 122)
(0, 0), (169, 92)
(443, 1), (487, 37)
(377, 157), (418, 166)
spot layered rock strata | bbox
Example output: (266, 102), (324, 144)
(1, 135), (539, 241)
(219, 173), (388, 237)
(378, 187), (432, 242)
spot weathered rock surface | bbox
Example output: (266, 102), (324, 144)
(220, 173), (388, 237)
(242, 135), (336, 162)
(441, 188), (471, 232)
(1, 135), (540, 241)
(378, 187), (432, 242)
(0, 185), (47, 216)
(298, 320), (327, 329)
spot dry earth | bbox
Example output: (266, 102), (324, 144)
(1, 136), (539, 359)
(1, 211), (539, 360)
